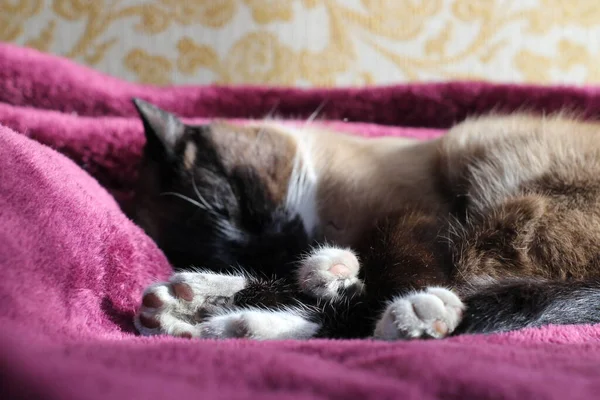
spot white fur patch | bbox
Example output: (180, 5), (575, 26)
(284, 128), (319, 236)
(135, 271), (320, 340)
(373, 287), (465, 340)
(297, 246), (364, 299)
(200, 307), (320, 340)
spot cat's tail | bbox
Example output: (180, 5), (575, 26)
(454, 278), (600, 335)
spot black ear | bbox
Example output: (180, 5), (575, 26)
(132, 98), (185, 154)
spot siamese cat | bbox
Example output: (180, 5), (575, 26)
(131, 99), (600, 340)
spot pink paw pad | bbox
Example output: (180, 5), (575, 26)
(172, 283), (194, 301)
(142, 292), (163, 308)
(139, 314), (160, 329)
(432, 320), (449, 336)
(328, 263), (352, 277)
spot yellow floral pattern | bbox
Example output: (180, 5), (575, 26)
(7, 0), (600, 86)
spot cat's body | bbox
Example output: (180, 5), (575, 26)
(130, 99), (600, 340)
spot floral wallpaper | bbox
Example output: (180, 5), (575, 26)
(5, 0), (600, 86)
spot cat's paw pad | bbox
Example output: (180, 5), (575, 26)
(373, 287), (464, 340)
(134, 272), (247, 338)
(297, 247), (364, 299)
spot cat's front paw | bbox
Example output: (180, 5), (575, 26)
(296, 246), (364, 299)
(373, 287), (464, 340)
(134, 271), (247, 338)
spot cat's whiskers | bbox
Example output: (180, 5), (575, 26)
(251, 125), (269, 158)
(263, 101), (281, 121)
(160, 192), (208, 210)
(190, 173), (214, 212)
(304, 101), (328, 126)
(250, 102), (281, 157)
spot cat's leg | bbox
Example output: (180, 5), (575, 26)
(376, 194), (600, 339)
(373, 287), (465, 340)
(296, 246), (365, 300)
(353, 208), (462, 340)
(447, 195), (600, 334)
(135, 270), (320, 339)
(373, 279), (600, 339)
(134, 271), (248, 338)
(198, 307), (320, 340)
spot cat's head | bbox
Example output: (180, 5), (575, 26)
(131, 99), (317, 275)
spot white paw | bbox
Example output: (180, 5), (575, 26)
(296, 246), (364, 299)
(373, 287), (464, 340)
(134, 271), (247, 338)
(199, 308), (320, 340)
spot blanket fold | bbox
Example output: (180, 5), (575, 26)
(1, 43), (600, 127)
(1, 44), (600, 400)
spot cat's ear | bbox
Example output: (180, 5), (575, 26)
(132, 98), (185, 154)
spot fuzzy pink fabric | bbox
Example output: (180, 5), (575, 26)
(1, 43), (600, 400)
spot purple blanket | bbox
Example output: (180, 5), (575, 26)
(1, 43), (600, 400)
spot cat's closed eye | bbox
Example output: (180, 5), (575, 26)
(326, 220), (342, 231)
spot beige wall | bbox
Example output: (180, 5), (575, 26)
(5, 0), (600, 86)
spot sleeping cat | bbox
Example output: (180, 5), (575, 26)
(130, 99), (600, 340)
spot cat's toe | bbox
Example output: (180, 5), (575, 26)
(297, 247), (364, 299)
(134, 281), (198, 338)
(373, 287), (464, 340)
(134, 271), (248, 338)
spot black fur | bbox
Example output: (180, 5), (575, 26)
(217, 274), (600, 337)
(456, 279), (600, 334)
(131, 99), (312, 276)
(223, 274), (374, 338)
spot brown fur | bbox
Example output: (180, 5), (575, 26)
(206, 121), (297, 205)
(172, 114), (600, 289)
(303, 127), (444, 246)
(281, 114), (600, 293)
